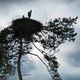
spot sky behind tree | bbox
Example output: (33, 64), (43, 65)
(0, 0), (80, 80)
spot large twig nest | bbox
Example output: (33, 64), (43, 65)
(10, 18), (43, 40)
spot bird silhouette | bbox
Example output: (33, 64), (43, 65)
(22, 15), (25, 18)
(28, 10), (32, 19)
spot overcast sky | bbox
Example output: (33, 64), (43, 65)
(0, 0), (80, 80)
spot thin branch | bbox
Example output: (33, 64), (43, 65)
(21, 58), (27, 64)
(32, 42), (49, 55)
(41, 31), (47, 39)
(31, 42), (44, 55)
(27, 52), (53, 77)
(39, 49), (49, 54)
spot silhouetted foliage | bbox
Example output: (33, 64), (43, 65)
(0, 16), (78, 80)
(34, 17), (77, 51)
(34, 17), (78, 80)
(0, 30), (15, 80)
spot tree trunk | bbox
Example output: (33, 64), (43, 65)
(17, 38), (23, 80)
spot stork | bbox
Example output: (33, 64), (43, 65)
(22, 15), (25, 18)
(28, 10), (32, 19)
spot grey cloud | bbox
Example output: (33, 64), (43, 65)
(0, 0), (35, 3)
(64, 26), (80, 67)
(0, 0), (36, 17)
(64, 75), (80, 80)
(64, 0), (80, 8)
(0, 0), (36, 8)
(65, 0), (80, 3)
(67, 50), (80, 67)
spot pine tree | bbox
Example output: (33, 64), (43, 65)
(0, 16), (78, 80)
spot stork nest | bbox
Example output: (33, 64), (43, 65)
(10, 18), (43, 41)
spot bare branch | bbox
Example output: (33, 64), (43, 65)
(41, 31), (47, 39)
(31, 42), (48, 55)
(27, 52), (53, 77)
(21, 58), (27, 64)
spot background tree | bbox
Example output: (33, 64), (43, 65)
(0, 16), (78, 80)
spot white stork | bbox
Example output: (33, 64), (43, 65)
(28, 10), (32, 19)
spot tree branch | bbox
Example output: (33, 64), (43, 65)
(41, 31), (47, 39)
(27, 52), (53, 77)
(31, 42), (48, 55)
